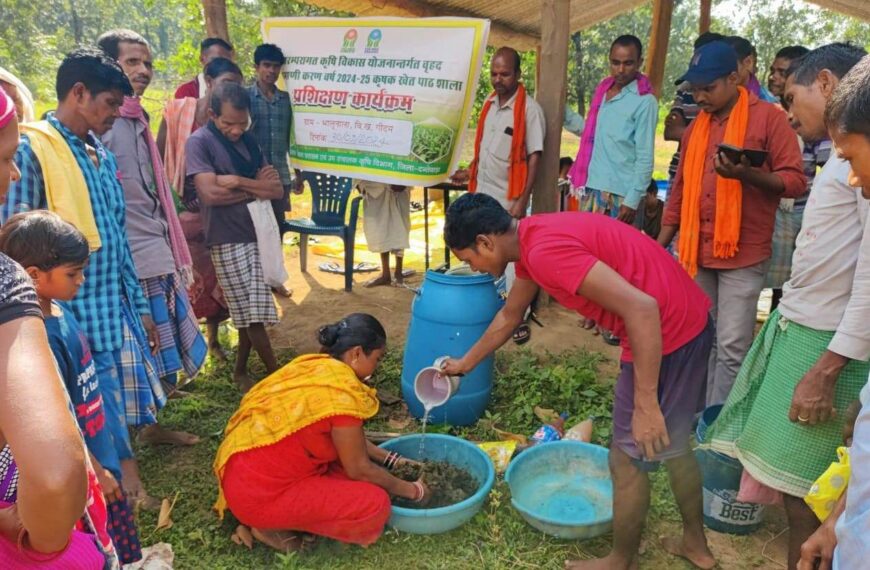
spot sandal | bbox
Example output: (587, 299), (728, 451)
(512, 322), (531, 345)
(602, 331), (621, 346)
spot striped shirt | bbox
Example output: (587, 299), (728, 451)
(1, 113), (150, 353)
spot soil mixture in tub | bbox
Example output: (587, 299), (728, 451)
(393, 461), (478, 509)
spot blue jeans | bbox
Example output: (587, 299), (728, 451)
(94, 350), (134, 461)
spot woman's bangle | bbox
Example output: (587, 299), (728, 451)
(411, 481), (425, 503)
(382, 451), (401, 470)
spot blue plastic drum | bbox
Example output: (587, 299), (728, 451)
(401, 269), (502, 425)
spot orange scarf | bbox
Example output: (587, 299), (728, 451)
(678, 86), (750, 278)
(468, 84), (528, 201)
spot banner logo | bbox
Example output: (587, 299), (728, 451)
(365, 29), (382, 54)
(341, 29), (358, 53)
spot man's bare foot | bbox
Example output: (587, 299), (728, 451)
(120, 459), (161, 511)
(660, 536), (716, 569)
(233, 372), (255, 393)
(138, 424), (200, 446)
(251, 528), (305, 553)
(209, 345), (227, 362)
(272, 285), (293, 298)
(394, 274), (404, 286)
(564, 555), (638, 570)
(365, 275), (392, 288)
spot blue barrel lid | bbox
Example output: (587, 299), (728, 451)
(424, 269), (495, 286)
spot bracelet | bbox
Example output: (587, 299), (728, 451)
(411, 481), (425, 503)
(382, 451), (401, 471)
(382, 451), (395, 468)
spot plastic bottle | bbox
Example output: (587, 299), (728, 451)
(529, 412), (568, 445)
(563, 418), (594, 443)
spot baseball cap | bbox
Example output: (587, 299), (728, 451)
(675, 41), (738, 86)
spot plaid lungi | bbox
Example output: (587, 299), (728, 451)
(706, 309), (869, 497)
(764, 205), (805, 289)
(119, 296), (166, 426)
(141, 273), (207, 382)
(210, 242), (278, 329)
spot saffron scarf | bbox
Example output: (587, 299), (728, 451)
(678, 86), (750, 278)
(468, 84), (528, 201)
(120, 97), (193, 284)
(213, 354), (380, 517)
(19, 121), (102, 251)
(566, 74), (654, 210)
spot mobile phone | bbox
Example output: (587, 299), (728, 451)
(717, 143), (744, 165)
(742, 148), (769, 167)
(717, 144), (769, 168)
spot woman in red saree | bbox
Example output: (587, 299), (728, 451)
(214, 314), (430, 552)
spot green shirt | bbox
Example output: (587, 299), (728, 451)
(585, 80), (658, 210)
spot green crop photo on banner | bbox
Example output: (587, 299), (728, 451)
(262, 17), (490, 186)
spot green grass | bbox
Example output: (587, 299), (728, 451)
(132, 337), (714, 570)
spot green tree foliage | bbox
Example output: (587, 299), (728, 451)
(715, 0), (870, 77)
(1, 0), (868, 112)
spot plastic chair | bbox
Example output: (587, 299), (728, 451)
(280, 172), (361, 292)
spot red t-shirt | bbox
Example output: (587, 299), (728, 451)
(174, 78), (199, 99)
(515, 212), (711, 361)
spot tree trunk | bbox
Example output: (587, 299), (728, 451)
(202, 0), (230, 42)
(68, 0), (84, 45)
(571, 31), (585, 115)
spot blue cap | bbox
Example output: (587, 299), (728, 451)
(675, 41), (738, 86)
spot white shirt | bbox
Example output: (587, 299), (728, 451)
(475, 89), (546, 210)
(834, 377), (870, 568)
(778, 157), (870, 361)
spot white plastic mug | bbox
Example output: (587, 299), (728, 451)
(413, 356), (462, 410)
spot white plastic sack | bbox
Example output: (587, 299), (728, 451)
(247, 199), (289, 288)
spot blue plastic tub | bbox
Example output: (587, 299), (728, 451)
(505, 441), (613, 539)
(695, 405), (764, 534)
(379, 434), (495, 534)
(401, 270), (503, 425)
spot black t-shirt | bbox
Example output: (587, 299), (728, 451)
(184, 127), (263, 247)
(0, 253), (42, 326)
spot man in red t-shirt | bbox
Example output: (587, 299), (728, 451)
(174, 37), (234, 99)
(442, 193), (716, 570)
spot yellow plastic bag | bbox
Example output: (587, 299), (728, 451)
(478, 441), (517, 473)
(805, 446), (851, 522)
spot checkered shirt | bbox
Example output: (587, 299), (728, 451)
(2, 113), (150, 352)
(248, 83), (293, 186)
